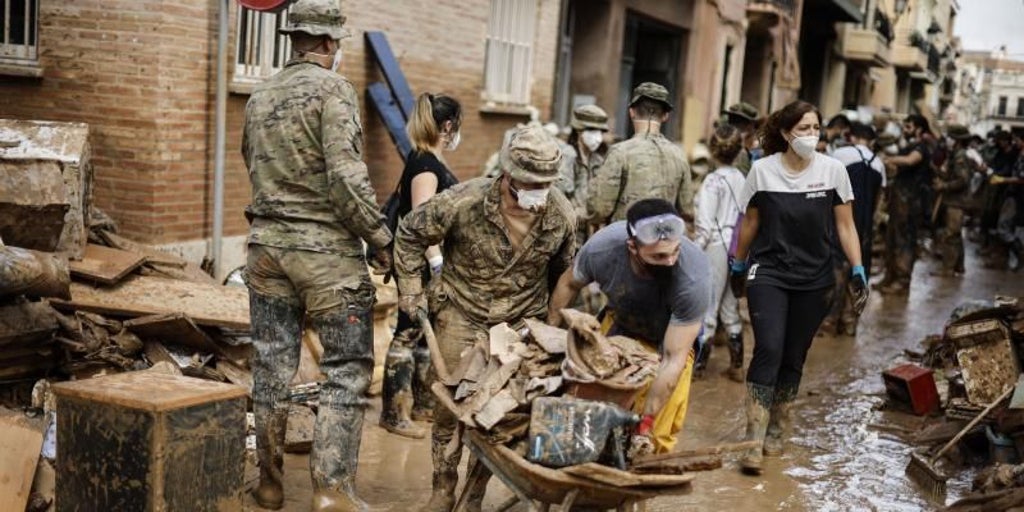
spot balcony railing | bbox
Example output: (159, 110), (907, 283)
(991, 108), (1024, 120)
(748, 0), (796, 18)
(927, 44), (941, 76)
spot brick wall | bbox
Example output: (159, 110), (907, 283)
(0, 0), (561, 245)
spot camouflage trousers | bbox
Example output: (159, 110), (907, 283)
(245, 244), (376, 494)
(937, 206), (965, 273)
(884, 185), (920, 286)
(429, 303), (492, 497)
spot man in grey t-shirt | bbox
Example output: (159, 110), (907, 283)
(548, 199), (711, 454)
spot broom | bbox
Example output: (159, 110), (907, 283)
(905, 386), (1013, 496)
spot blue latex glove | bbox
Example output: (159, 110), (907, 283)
(729, 258), (748, 298)
(848, 265), (869, 315)
(729, 258), (748, 275)
(851, 265), (867, 283)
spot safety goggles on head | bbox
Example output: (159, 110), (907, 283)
(627, 214), (686, 245)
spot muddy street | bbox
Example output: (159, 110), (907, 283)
(248, 246), (1024, 512)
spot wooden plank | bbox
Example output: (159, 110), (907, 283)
(216, 360), (252, 397)
(0, 302), (58, 347)
(0, 409), (44, 512)
(50, 275), (250, 330)
(562, 463), (695, 489)
(124, 313), (220, 354)
(95, 231), (188, 267)
(69, 244), (146, 285)
(367, 81), (413, 160)
(364, 31), (415, 120)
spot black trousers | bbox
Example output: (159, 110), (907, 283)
(746, 283), (833, 390)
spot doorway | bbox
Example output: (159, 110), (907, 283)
(616, 12), (683, 139)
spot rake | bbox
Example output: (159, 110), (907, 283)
(905, 386), (1013, 497)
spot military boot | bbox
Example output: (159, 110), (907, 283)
(411, 344), (436, 422)
(740, 383), (773, 475)
(309, 304), (374, 512)
(726, 333), (744, 383)
(250, 293), (304, 510)
(380, 331), (426, 439)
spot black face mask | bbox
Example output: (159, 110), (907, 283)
(641, 259), (674, 282)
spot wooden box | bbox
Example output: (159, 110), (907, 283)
(52, 371), (247, 512)
(882, 363), (939, 415)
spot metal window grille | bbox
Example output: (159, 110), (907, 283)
(0, 0), (38, 63)
(483, 0), (536, 106)
(235, 6), (291, 81)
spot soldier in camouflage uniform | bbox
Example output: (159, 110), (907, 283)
(241, 2), (389, 510)
(588, 82), (694, 227)
(933, 125), (975, 275)
(723, 102), (760, 176)
(394, 125), (576, 512)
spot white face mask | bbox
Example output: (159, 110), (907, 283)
(330, 48), (343, 72)
(445, 130), (461, 151)
(788, 133), (819, 160)
(512, 185), (549, 212)
(581, 130), (603, 151)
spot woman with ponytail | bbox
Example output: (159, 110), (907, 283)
(380, 92), (462, 439)
(729, 100), (867, 474)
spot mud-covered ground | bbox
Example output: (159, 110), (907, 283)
(249, 245), (1024, 511)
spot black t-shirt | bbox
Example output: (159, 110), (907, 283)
(399, 150), (459, 216)
(893, 140), (932, 188)
(739, 153), (854, 290)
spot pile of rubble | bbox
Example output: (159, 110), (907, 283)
(885, 296), (1024, 509)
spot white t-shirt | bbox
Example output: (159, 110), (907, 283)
(832, 144), (887, 188)
(739, 152), (854, 290)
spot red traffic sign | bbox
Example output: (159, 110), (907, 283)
(238, 0), (291, 12)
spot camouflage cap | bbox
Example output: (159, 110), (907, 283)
(724, 102), (758, 122)
(570, 104), (610, 131)
(946, 124), (973, 140)
(500, 125), (563, 184)
(278, 0), (350, 40)
(629, 82), (673, 111)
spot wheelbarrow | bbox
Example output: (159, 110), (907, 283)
(453, 430), (692, 512)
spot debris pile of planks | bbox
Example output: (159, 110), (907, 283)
(875, 296), (1024, 508)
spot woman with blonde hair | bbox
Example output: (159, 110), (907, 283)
(380, 92), (462, 439)
(692, 124), (747, 381)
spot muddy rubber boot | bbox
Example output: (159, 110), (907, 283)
(420, 472), (456, 512)
(464, 457), (490, 512)
(411, 344), (436, 422)
(764, 385), (796, 457)
(726, 333), (744, 383)
(309, 304), (374, 512)
(250, 293), (304, 511)
(740, 383), (773, 475)
(693, 342), (711, 378)
(253, 409), (287, 510)
(380, 332), (426, 439)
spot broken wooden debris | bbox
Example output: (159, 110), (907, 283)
(285, 404), (316, 454)
(216, 360), (253, 397)
(0, 408), (44, 512)
(0, 160), (69, 255)
(0, 247), (71, 300)
(52, 275), (250, 330)
(68, 244), (146, 285)
(523, 318), (567, 354)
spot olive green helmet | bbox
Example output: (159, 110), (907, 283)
(278, 0), (350, 40)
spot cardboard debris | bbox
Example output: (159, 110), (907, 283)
(0, 408), (44, 512)
(52, 275), (250, 330)
(523, 318), (567, 354)
(124, 313), (220, 354)
(0, 302), (58, 347)
(69, 244), (146, 285)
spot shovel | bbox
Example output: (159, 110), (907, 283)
(416, 310), (456, 386)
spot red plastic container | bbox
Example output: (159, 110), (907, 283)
(883, 363), (940, 415)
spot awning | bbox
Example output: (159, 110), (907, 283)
(805, 0), (864, 24)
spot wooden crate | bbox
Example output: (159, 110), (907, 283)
(53, 372), (247, 512)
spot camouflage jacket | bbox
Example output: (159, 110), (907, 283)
(242, 59), (392, 257)
(394, 177), (577, 326)
(587, 132), (693, 225)
(938, 148), (973, 208)
(569, 147), (606, 222)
